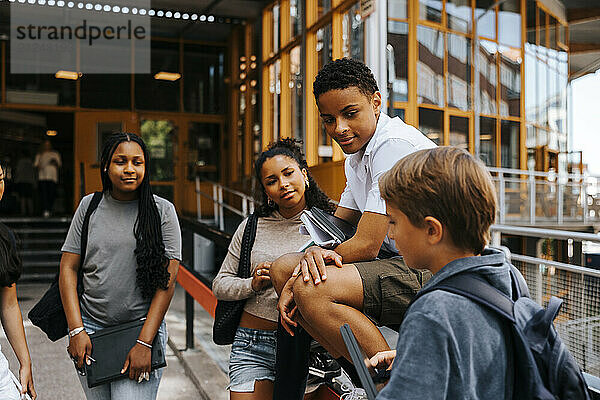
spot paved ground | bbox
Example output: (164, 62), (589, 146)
(0, 282), (201, 400)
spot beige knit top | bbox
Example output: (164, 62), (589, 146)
(212, 210), (312, 322)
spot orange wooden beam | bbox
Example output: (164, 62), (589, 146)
(176, 265), (217, 318)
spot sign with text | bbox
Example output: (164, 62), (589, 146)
(360, 0), (375, 19)
(10, 0), (150, 73)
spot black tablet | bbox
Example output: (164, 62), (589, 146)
(86, 318), (166, 388)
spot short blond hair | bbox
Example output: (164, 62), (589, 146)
(379, 147), (497, 255)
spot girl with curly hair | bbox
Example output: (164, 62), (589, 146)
(59, 133), (181, 399)
(212, 139), (334, 400)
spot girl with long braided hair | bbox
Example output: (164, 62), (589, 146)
(59, 133), (181, 399)
(213, 138), (334, 400)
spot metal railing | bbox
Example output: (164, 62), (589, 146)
(195, 177), (256, 231)
(491, 224), (600, 378)
(489, 167), (600, 226)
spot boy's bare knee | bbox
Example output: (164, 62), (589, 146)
(271, 253), (303, 294)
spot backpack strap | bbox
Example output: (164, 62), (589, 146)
(76, 191), (103, 292)
(413, 273), (516, 323)
(237, 213), (259, 279)
(80, 191), (103, 265)
(509, 264), (530, 300)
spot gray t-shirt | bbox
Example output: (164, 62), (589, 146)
(62, 192), (182, 326)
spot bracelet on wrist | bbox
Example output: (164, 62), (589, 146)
(136, 339), (152, 349)
(68, 327), (85, 338)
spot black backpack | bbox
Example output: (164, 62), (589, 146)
(412, 266), (591, 400)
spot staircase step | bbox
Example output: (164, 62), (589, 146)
(11, 228), (68, 234)
(21, 250), (62, 257)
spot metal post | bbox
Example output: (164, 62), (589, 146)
(218, 186), (225, 231)
(474, 0), (507, 159)
(195, 176), (202, 220)
(557, 181), (564, 224)
(185, 292), (194, 350)
(491, 231), (501, 247)
(212, 184), (219, 227)
(242, 198), (248, 218)
(249, 200), (255, 214)
(529, 174), (536, 224)
(583, 176), (589, 224)
(499, 172), (506, 224)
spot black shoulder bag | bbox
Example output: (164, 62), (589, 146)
(29, 191), (103, 341)
(212, 213), (259, 345)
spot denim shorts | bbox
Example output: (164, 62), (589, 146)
(228, 327), (277, 392)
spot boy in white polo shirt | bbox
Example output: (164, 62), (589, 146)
(270, 58), (436, 370)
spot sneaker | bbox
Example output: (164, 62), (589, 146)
(308, 350), (341, 380)
(341, 388), (368, 400)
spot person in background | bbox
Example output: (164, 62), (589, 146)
(34, 139), (61, 217)
(14, 150), (35, 216)
(0, 161), (37, 399)
(212, 139), (335, 400)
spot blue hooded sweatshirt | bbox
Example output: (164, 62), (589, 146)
(377, 248), (514, 400)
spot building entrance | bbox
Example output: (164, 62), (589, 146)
(75, 111), (224, 215)
(0, 110), (74, 217)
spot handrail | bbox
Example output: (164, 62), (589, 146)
(198, 178), (256, 202)
(511, 254), (600, 278)
(488, 166), (592, 181)
(491, 224), (600, 244)
(179, 216), (232, 249)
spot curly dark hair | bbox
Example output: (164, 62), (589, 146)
(100, 133), (169, 299)
(254, 138), (336, 217)
(313, 58), (379, 101)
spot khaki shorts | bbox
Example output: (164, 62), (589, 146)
(354, 257), (432, 326)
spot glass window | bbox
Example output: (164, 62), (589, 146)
(273, 4), (280, 53)
(6, 42), (77, 107)
(498, 0), (521, 48)
(419, 0), (442, 24)
(187, 122), (220, 181)
(558, 23), (566, 46)
(388, 21), (409, 104)
(318, 0), (331, 19)
(524, 45), (536, 122)
(536, 52), (547, 126)
(499, 46), (521, 117)
(447, 33), (471, 111)
(548, 16), (557, 50)
(417, 26), (444, 107)
(418, 107), (443, 145)
(136, 41), (179, 111)
(500, 120), (520, 169)
(342, 3), (364, 61)
(480, 116), (496, 166)
(475, 0), (496, 40)
(269, 61), (281, 140)
(538, 8), (546, 47)
(290, 46), (303, 142)
(140, 119), (176, 181)
(183, 45), (226, 114)
(388, 0), (407, 20)
(80, 74), (131, 109)
(446, 0), (471, 33)
(449, 115), (469, 149)
(390, 108), (405, 120)
(478, 41), (497, 115)
(317, 24), (333, 70)
(290, 0), (302, 38)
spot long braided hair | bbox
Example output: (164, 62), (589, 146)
(254, 138), (335, 217)
(0, 161), (21, 287)
(99, 133), (169, 299)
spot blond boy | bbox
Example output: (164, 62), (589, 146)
(372, 147), (513, 399)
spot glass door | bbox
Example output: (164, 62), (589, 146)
(139, 117), (178, 203)
(74, 111), (138, 210)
